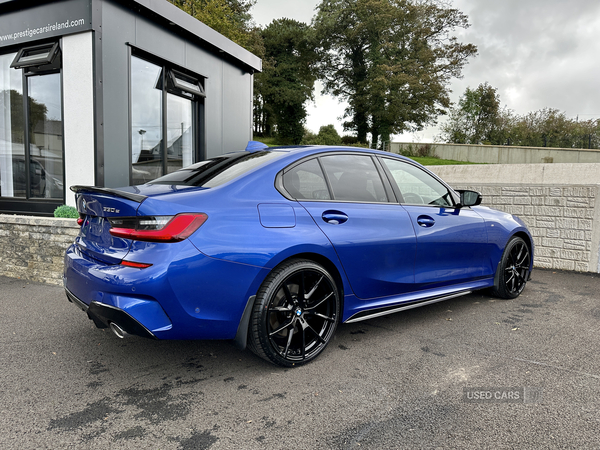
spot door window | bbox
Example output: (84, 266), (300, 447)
(320, 154), (388, 203)
(381, 158), (454, 207)
(282, 158), (330, 200)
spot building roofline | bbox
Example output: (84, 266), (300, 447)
(0, 0), (262, 73)
(130, 0), (261, 73)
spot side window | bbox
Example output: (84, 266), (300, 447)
(381, 158), (454, 207)
(282, 158), (331, 200)
(320, 154), (388, 203)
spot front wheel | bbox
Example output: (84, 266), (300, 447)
(492, 236), (531, 299)
(248, 259), (340, 367)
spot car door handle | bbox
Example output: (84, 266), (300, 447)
(417, 215), (435, 227)
(322, 211), (348, 225)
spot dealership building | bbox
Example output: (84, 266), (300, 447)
(0, 0), (261, 215)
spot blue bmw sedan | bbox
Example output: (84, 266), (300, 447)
(64, 144), (533, 367)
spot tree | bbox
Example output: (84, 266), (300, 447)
(439, 98), (600, 149)
(510, 108), (585, 148)
(301, 124), (342, 145)
(439, 82), (506, 144)
(0, 89), (47, 144)
(167, 0), (262, 54)
(254, 19), (318, 144)
(313, 0), (477, 148)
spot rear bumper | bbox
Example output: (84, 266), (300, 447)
(63, 241), (268, 340)
(66, 287), (156, 339)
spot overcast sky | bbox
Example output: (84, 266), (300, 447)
(251, 0), (600, 142)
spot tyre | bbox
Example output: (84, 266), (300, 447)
(492, 236), (531, 299)
(248, 259), (340, 367)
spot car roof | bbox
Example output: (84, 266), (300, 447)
(261, 145), (415, 162)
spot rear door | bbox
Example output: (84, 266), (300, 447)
(283, 154), (417, 300)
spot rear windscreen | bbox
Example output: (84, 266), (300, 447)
(149, 151), (282, 187)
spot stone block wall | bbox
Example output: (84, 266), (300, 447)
(447, 184), (600, 273)
(0, 215), (80, 285)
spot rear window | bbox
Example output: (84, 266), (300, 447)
(150, 151), (282, 187)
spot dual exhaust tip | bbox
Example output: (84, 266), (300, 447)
(109, 322), (128, 339)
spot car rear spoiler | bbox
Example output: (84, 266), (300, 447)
(70, 185), (147, 203)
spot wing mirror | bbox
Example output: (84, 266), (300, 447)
(456, 190), (482, 208)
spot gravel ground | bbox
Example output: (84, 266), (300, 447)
(1, 268), (599, 449)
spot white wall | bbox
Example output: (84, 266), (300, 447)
(62, 31), (95, 206)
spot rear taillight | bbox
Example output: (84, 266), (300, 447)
(109, 213), (207, 243)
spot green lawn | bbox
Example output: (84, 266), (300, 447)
(409, 156), (476, 165)
(252, 138), (477, 165)
(253, 136), (281, 147)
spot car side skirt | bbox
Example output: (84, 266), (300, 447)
(345, 290), (471, 323)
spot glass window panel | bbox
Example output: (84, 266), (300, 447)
(320, 154), (388, 203)
(283, 158), (330, 200)
(166, 92), (193, 173)
(11, 43), (59, 69)
(0, 52), (25, 198)
(382, 158), (453, 207)
(170, 70), (204, 96)
(131, 56), (163, 185)
(28, 73), (63, 199)
(202, 151), (281, 188)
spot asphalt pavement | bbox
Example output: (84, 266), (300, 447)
(1, 269), (599, 449)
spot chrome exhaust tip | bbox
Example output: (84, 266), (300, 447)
(109, 322), (128, 339)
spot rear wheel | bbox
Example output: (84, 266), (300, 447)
(492, 236), (531, 299)
(248, 259), (340, 367)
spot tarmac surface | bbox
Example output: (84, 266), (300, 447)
(1, 268), (599, 449)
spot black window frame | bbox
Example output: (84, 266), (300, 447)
(128, 47), (206, 185)
(10, 42), (60, 70)
(276, 152), (397, 204)
(0, 40), (65, 216)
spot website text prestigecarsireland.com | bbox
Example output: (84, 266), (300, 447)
(0, 18), (86, 42)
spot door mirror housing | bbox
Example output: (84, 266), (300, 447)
(457, 190), (482, 207)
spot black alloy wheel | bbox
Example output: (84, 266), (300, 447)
(492, 236), (531, 299)
(248, 259), (340, 367)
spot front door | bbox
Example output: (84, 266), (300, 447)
(380, 157), (492, 287)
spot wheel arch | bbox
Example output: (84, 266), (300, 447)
(234, 251), (348, 351)
(513, 230), (534, 280)
(492, 232), (533, 296)
(267, 252), (346, 321)
(513, 229), (532, 247)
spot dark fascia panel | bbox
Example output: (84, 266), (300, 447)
(129, 0), (262, 73)
(0, 0), (262, 73)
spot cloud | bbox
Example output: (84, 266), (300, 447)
(453, 0), (600, 116)
(252, 0), (600, 141)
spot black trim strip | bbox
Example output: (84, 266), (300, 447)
(344, 291), (471, 324)
(88, 302), (156, 339)
(65, 287), (89, 312)
(70, 185), (147, 203)
(65, 287), (156, 339)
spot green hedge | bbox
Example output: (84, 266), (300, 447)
(54, 205), (79, 219)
